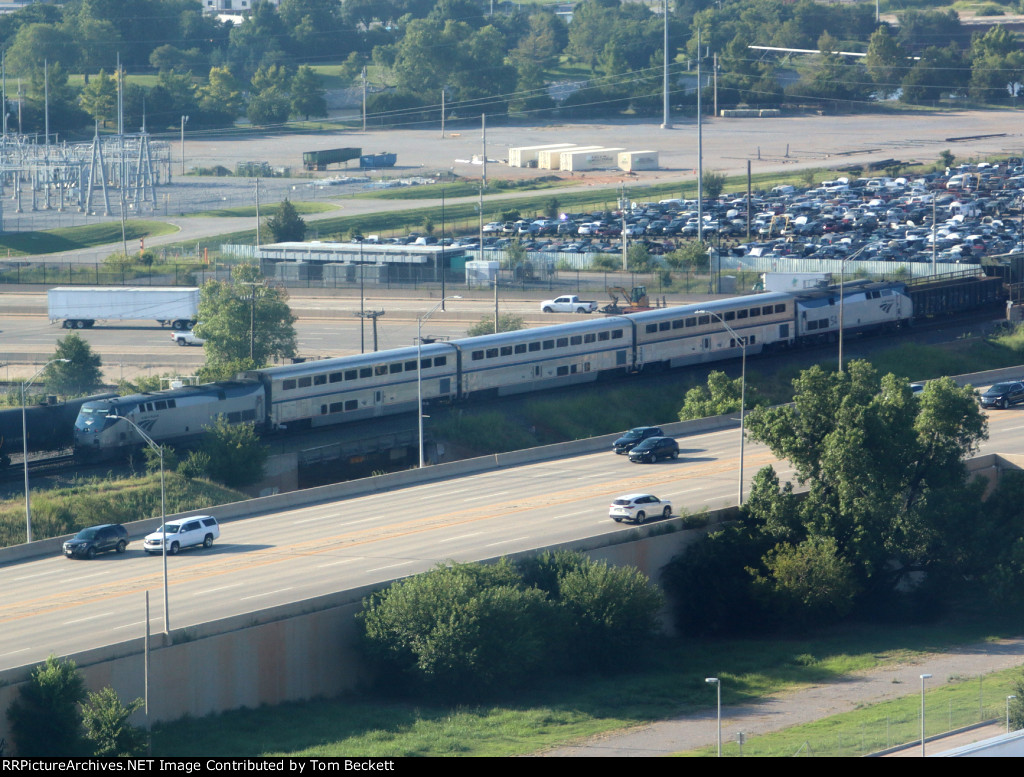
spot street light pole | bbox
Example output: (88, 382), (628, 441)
(706, 677), (721, 757)
(180, 115), (189, 177)
(108, 414), (169, 635)
(920, 673), (932, 756)
(418, 296), (461, 468)
(22, 358), (69, 543)
(696, 310), (746, 505)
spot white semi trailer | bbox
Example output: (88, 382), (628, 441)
(48, 287), (200, 329)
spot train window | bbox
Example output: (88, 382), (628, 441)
(320, 405), (328, 415)
(405, 361), (417, 371)
(543, 340), (555, 350)
(557, 365), (569, 376)
(556, 338), (568, 347)
(749, 308), (760, 318)
(472, 350), (484, 361)
(242, 409), (256, 421)
(659, 322), (670, 331)
(421, 358), (432, 369)
(807, 320), (817, 331)
(360, 368), (372, 379)
(672, 320), (684, 329)
(685, 318), (696, 328)
(515, 344), (527, 353)
(584, 334), (596, 343)
(435, 356), (447, 367)
(529, 341), (541, 351)
(570, 336), (582, 346)
(501, 346), (513, 356)
(724, 311), (735, 321)
(283, 379), (296, 390)
(330, 372), (342, 383)
(389, 363), (402, 374)
(486, 348), (498, 358)
(375, 365), (387, 376)
(154, 401), (167, 410)
(345, 370), (357, 381)
(314, 375), (327, 385)
(583, 362), (591, 371)
(646, 324), (657, 334)
(612, 329), (624, 339)
(697, 316), (710, 326)
(227, 411), (241, 423)
(345, 399), (358, 411)
(167, 400), (176, 408)
(737, 309), (748, 319)
(598, 332), (610, 341)
(749, 335), (756, 344)
(330, 402), (344, 413)
(298, 377), (312, 388)
(775, 304), (786, 313)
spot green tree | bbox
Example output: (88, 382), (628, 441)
(195, 265), (298, 378)
(265, 199), (306, 243)
(201, 416), (268, 488)
(1009, 674), (1024, 730)
(196, 66), (246, 127)
(864, 26), (905, 98)
(968, 24), (1024, 103)
(466, 313), (524, 337)
(44, 333), (103, 397)
(744, 364), (987, 596)
(6, 655), (87, 756)
(678, 369), (756, 420)
(247, 87), (291, 125)
(4, 23), (77, 78)
(543, 197), (560, 220)
(81, 687), (146, 757)
(78, 69), (117, 127)
(290, 65), (327, 120)
(627, 242), (653, 272)
(665, 241), (710, 273)
(358, 560), (551, 699)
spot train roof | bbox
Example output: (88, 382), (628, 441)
(246, 341), (456, 380)
(79, 381), (259, 408)
(796, 281), (907, 309)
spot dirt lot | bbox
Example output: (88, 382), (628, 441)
(186, 110), (1024, 186)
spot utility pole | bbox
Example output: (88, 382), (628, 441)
(697, 28), (704, 247)
(356, 310), (386, 351)
(661, 0), (672, 129)
(361, 68), (367, 133)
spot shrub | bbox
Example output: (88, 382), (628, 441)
(6, 655), (87, 756)
(82, 688), (146, 757)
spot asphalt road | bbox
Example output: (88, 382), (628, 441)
(1, 394), (1022, 675)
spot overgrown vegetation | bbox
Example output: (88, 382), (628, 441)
(358, 552), (663, 702)
(0, 473), (247, 548)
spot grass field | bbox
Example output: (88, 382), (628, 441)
(148, 615), (1024, 757)
(0, 221), (179, 257)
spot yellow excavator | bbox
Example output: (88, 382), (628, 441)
(602, 286), (651, 314)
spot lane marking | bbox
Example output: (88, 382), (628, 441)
(318, 558), (358, 568)
(366, 560), (419, 573)
(463, 491), (507, 502)
(484, 537), (530, 547)
(195, 584), (243, 595)
(438, 533), (482, 543)
(241, 588), (294, 601)
(66, 612), (115, 625)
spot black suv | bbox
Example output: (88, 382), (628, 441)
(980, 381), (1024, 409)
(63, 524), (129, 559)
(628, 436), (680, 463)
(613, 426), (664, 454)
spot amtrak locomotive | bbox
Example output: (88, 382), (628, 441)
(73, 282), (913, 459)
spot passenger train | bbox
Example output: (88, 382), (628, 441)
(73, 282), (913, 459)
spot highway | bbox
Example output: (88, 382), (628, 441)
(0, 289), (604, 380)
(1, 399), (1021, 673)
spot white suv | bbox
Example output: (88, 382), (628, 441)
(171, 330), (204, 346)
(144, 515), (220, 555)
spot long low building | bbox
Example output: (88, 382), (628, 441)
(256, 241), (470, 283)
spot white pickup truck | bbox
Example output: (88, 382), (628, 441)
(540, 295), (598, 314)
(171, 330), (204, 346)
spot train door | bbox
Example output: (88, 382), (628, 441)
(374, 390), (383, 415)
